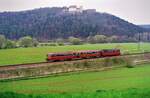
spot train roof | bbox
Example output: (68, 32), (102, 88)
(47, 49), (120, 55)
(78, 50), (99, 52)
(101, 49), (120, 51)
(72, 50), (100, 53)
(47, 52), (72, 55)
(48, 50), (99, 54)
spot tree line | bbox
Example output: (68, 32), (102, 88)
(0, 32), (150, 49)
(0, 35), (39, 49)
(60, 32), (150, 45)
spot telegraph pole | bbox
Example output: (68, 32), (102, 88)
(148, 32), (150, 42)
(138, 33), (141, 51)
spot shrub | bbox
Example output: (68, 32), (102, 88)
(57, 42), (64, 46)
(39, 43), (57, 46)
(111, 58), (125, 64)
(103, 58), (113, 67)
(102, 57), (127, 67)
(0, 35), (6, 49)
(44, 43), (49, 46)
(48, 43), (57, 46)
(68, 37), (82, 45)
(5, 40), (17, 49)
(93, 35), (107, 43)
(32, 38), (39, 47)
(18, 36), (33, 47)
(124, 57), (134, 68)
(96, 89), (106, 93)
(18, 36), (39, 48)
(83, 61), (90, 67)
(126, 64), (134, 68)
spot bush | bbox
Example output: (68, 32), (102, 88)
(5, 40), (17, 49)
(126, 65), (134, 68)
(102, 57), (128, 67)
(83, 61), (90, 67)
(18, 36), (33, 47)
(0, 35), (18, 49)
(68, 37), (82, 45)
(40, 43), (57, 46)
(93, 35), (107, 43)
(87, 36), (96, 44)
(56, 38), (65, 46)
(0, 92), (27, 98)
(39, 43), (47, 46)
(0, 35), (6, 49)
(111, 58), (125, 64)
(48, 43), (57, 46)
(43, 43), (49, 46)
(124, 57), (134, 68)
(57, 42), (64, 46)
(18, 36), (39, 48)
(96, 89), (106, 93)
(103, 58), (113, 67)
(32, 38), (39, 47)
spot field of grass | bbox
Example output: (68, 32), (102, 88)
(0, 64), (150, 94)
(0, 43), (150, 66)
(1, 88), (150, 98)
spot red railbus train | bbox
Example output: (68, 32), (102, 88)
(46, 49), (121, 62)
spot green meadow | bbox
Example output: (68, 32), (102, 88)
(0, 64), (150, 94)
(1, 88), (150, 98)
(0, 43), (150, 66)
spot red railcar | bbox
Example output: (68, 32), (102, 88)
(74, 50), (101, 59)
(47, 52), (77, 62)
(46, 49), (121, 62)
(101, 49), (120, 57)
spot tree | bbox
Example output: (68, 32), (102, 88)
(0, 35), (6, 49)
(108, 35), (118, 43)
(32, 38), (39, 47)
(19, 36), (33, 47)
(93, 35), (107, 43)
(87, 36), (96, 44)
(56, 38), (64, 46)
(68, 37), (82, 45)
(5, 40), (16, 49)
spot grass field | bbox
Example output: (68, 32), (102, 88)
(0, 43), (150, 66)
(1, 88), (150, 98)
(0, 64), (150, 94)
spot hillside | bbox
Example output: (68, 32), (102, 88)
(0, 7), (145, 40)
(139, 25), (150, 32)
(139, 25), (150, 29)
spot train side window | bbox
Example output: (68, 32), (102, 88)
(57, 54), (64, 56)
(73, 53), (76, 56)
(51, 54), (55, 57)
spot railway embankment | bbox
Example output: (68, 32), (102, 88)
(0, 53), (150, 80)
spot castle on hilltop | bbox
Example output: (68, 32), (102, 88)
(62, 5), (96, 14)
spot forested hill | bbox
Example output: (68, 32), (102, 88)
(139, 25), (150, 32)
(0, 7), (145, 40)
(139, 25), (150, 29)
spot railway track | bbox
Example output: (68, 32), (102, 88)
(0, 52), (149, 71)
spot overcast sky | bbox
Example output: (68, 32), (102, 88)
(0, 0), (149, 24)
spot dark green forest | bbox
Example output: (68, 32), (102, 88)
(0, 7), (146, 40)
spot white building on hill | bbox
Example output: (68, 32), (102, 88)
(68, 5), (83, 14)
(62, 5), (97, 14)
